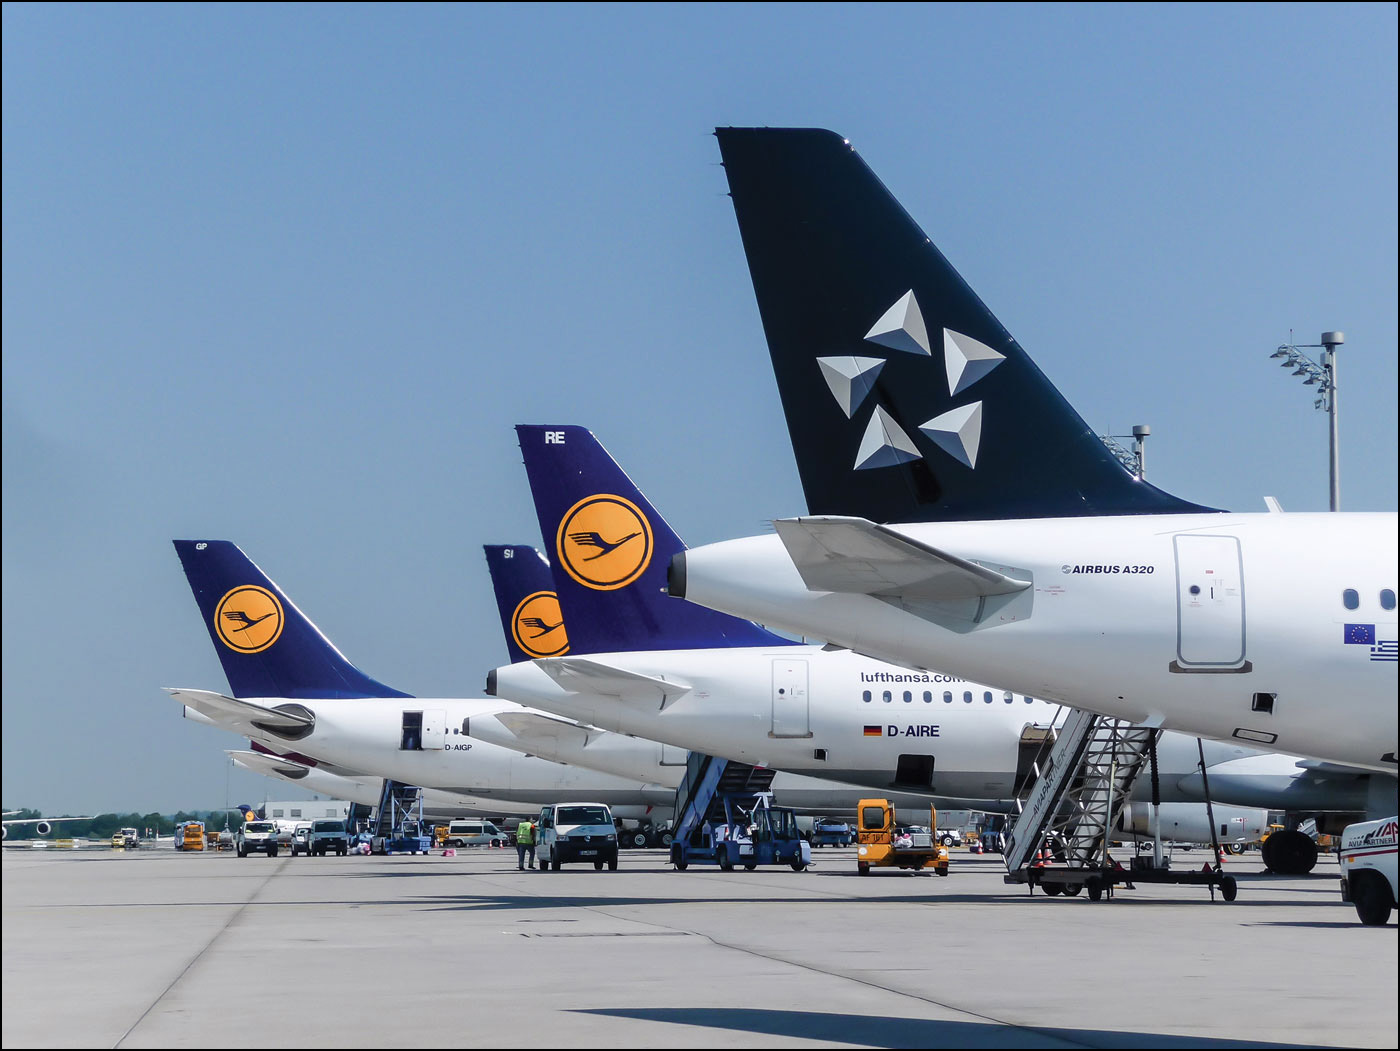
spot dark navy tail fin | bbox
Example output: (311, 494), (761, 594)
(516, 425), (793, 652)
(483, 545), (573, 662)
(173, 540), (411, 699)
(715, 127), (1217, 522)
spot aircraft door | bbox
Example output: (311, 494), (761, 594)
(1172, 535), (1249, 670)
(771, 659), (811, 737)
(420, 709), (447, 749)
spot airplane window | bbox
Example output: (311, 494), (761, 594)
(862, 690), (871, 703)
(1004, 691), (1014, 704)
(983, 691), (993, 703)
(963, 691), (973, 703)
(883, 691), (892, 703)
(903, 691), (912, 703)
(923, 691), (933, 703)
(1343, 589), (1359, 610)
(943, 691), (953, 703)
(1024, 696), (1034, 704)
(1382, 589), (1397, 611)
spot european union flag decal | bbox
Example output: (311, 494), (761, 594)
(1344, 624), (1376, 645)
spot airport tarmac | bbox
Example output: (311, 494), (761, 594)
(3, 846), (1394, 1049)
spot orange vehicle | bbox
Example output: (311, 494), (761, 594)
(176, 821), (206, 851)
(856, 800), (949, 876)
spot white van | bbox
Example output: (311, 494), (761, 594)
(443, 820), (508, 849)
(536, 803), (618, 871)
(1339, 816), (1397, 926)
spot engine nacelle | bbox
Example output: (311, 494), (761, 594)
(1119, 802), (1267, 846)
(35, 821), (52, 836)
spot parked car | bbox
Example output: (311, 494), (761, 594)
(237, 821), (280, 858)
(308, 819), (350, 856)
(443, 820), (509, 849)
(290, 824), (313, 856)
(937, 828), (964, 848)
(536, 804), (619, 871)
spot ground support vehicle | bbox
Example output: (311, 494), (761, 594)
(290, 825), (313, 856)
(176, 821), (206, 851)
(442, 820), (509, 849)
(308, 819), (350, 856)
(671, 795), (810, 872)
(1340, 817), (1397, 926)
(236, 821), (279, 858)
(537, 803), (619, 871)
(111, 833), (126, 849)
(811, 819), (853, 848)
(856, 801), (948, 876)
(937, 828), (964, 848)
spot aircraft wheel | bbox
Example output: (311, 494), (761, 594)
(1352, 873), (1395, 926)
(659, 831), (674, 848)
(629, 830), (648, 849)
(1263, 830), (1318, 875)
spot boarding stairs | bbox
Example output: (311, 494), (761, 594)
(1004, 708), (1159, 886)
(369, 780), (430, 854)
(671, 753), (777, 850)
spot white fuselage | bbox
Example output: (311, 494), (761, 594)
(679, 512), (1399, 774)
(490, 646), (1370, 813)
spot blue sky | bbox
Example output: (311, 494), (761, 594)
(3, 3), (1395, 813)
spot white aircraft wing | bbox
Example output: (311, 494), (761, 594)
(774, 516), (1030, 600)
(165, 688), (314, 734)
(535, 658), (691, 703)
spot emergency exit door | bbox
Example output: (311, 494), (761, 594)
(771, 659), (811, 738)
(1172, 535), (1249, 671)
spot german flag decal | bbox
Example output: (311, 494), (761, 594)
(863, 725), (883, 737)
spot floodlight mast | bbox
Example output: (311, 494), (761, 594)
(1271, 331), (1343, 511)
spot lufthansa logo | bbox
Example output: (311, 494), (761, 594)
(214, 585), (285, 654)
(510, 591), (570, 659)
(556, 494), (653, 591)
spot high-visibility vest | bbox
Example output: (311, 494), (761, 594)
(517, 822), (534, 845)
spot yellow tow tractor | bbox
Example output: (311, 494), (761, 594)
(856, 800), (949, 876)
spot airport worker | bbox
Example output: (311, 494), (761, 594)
(516, 818), (536, 870)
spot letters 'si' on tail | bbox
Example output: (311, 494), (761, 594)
(515, 425), (794, 652)
(173, 540), (410, 699)
(483, 544), (572, 662)
(715, 127), (1216, 523)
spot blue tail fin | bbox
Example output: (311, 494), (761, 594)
(715, 127), (1219, 522)
(172, 540), (411, 699)
(483, 545), (573, 662)
(516, 425), (793, 652)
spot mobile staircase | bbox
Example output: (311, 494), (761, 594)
(1004, 708), (1236, 902)
(369, 780), (432, 855)
(669, 754), (806, 871)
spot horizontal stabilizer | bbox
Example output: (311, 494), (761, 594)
(227, 749), (312, 780)
(536, 658), (691, 702)
(774, 516), (1030, 600)
(165, 688), (314, 734)
(489, 711), (595, 751)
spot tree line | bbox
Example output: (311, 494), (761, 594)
(3, 808), (244, 840)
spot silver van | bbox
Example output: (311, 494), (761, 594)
(443, 820), (509, 848)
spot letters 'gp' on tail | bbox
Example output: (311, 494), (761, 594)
(173, 540), (410, 700)
(483, 544), (572, 662)
(516, 425), (794, 653)
(715, 127), (1218, 523)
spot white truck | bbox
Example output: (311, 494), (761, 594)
(1338, 816), (1397, 926)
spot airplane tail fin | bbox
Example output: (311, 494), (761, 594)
(516, 425), (793, 651)
(715, 127), (1217, 522)
(172, 540), (411, 699)
(483, 545), (573, 662)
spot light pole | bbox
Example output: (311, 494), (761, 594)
(1269, 331), (1342, 510)
(1099, 425), (1151, 480)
